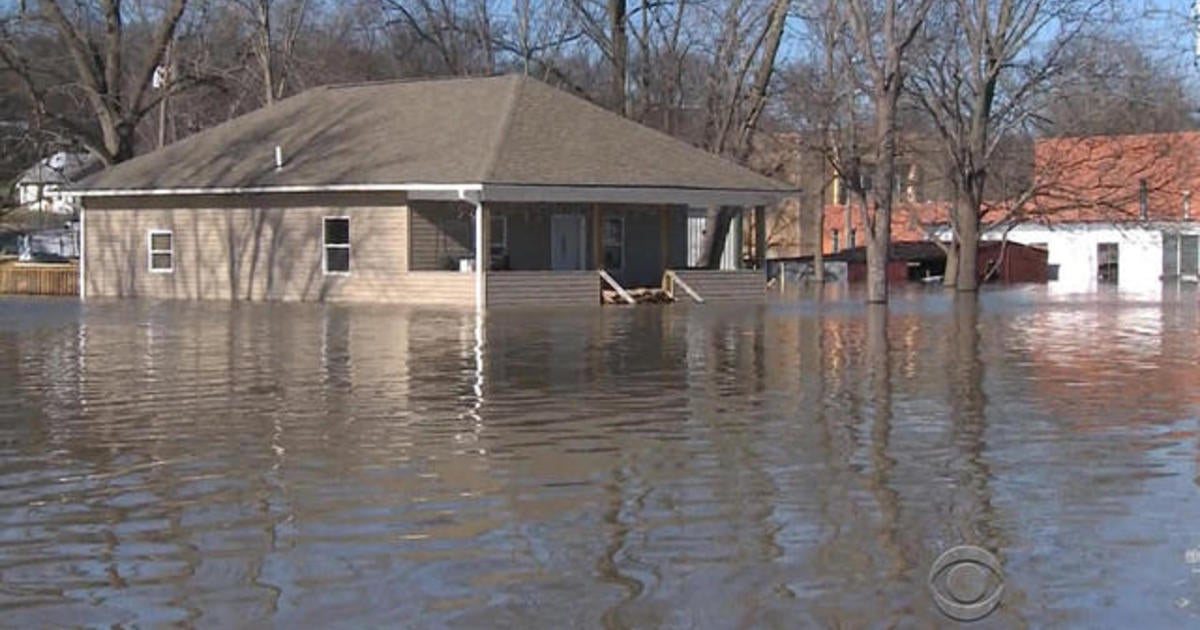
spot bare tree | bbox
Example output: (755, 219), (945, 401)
(697, 0), (791, 269)
(840, 0), (934, 303)
(908, 0), (1109, 292)
(0, 0), (192, 165)
(230, 0), (311, 106)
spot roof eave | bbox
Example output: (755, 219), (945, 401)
(71, 183), (483, 199)
(480, 183), (798, 207)
(71, 182), (798, 207)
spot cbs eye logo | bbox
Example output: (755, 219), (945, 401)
(928, 545), (1005, 622)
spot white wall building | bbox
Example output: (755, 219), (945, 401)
(983, 222), (1200, 298)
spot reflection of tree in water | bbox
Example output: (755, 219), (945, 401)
(944, 295), (1029, 624)
(591, 307), (786, 627)
(865, 304), (906, 583)
(948, 297), (1001, 549)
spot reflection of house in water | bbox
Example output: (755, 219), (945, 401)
(1005, 302), (1200, 428)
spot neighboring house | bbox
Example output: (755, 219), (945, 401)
(14, 152), (104, 214)
(984, 131), (1200, 296)
(72, 75), (794, 308)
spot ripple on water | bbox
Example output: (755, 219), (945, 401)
(0, 291), (1198, 626)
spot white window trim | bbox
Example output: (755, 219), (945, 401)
(603, 216), (625, 271)
(147, 229), (174, 273)
(490, 214), (508, 255)
(323, 216), (351, 275)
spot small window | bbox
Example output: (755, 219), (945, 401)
(831, 229), (840, 252)
(849, 228), (857, 249)
(490, 215), (507, 256)
(1097, 242), (1118, 284)
(324, 217), (350, 274)
(603, 217), (624, 270)
(148, 230), (173, 273)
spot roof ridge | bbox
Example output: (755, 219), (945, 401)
(478, 75), (525, 182)
(320, 73), (509, 92)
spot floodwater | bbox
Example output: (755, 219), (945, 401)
(0, 288), (1198, 628)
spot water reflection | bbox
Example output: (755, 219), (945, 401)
(0, 290), (1198, 626)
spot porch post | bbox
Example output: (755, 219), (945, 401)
(78, 202), (86, 300)
(592, 204), (604, 269)
(473, 201), (488, 313)
(659, 206), (670, 273)
(754, 204), (767, 277)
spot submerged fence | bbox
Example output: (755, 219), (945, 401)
(0, 262), (78, 297)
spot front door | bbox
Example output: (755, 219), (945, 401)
(551, 213), (585, 270)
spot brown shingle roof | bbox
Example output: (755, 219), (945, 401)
(79, 75), (790, 194)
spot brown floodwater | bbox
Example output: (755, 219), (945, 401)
(0, 287), (1198, 628)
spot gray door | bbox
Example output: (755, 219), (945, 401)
(551, 214), (585, 270)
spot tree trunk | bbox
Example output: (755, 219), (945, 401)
(865, 91), (897, 304)
(700, 207), (735, 269)
(811, 193), (825, 282)
(257, 0), (276, 106)
(608, 0), (628, 116)
(956, 199), (980, 291)
(943, 240), (959, 288)
(865, 219), (889, 302)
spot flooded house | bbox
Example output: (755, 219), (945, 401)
(982, 131), (1200, 296)
(71, 75), (793, 308)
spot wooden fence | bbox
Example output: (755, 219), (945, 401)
(0, 262), (79, 297)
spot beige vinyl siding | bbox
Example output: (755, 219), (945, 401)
(486, 271), (598, 307)
(668, 269), (764, 302)
(83, 202), (474, 304)
(409, 202), (475, 271)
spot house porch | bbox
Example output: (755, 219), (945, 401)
(407, 200), (768, 308)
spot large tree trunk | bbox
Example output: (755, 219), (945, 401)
(865, 221), (889, 302)
(864, 90), (897, 304)
(943, 240), (959, 288)
(956, 198), (980, 291)
(700, 207), (736, 268)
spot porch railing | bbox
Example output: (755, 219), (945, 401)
(662, 270), (705, 304)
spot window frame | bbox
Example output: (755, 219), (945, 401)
(603, 216), (625, 271)
(323, 216), (351, 276)
(1097, 241), (1119, 284)
(147, 229), (174, 274)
